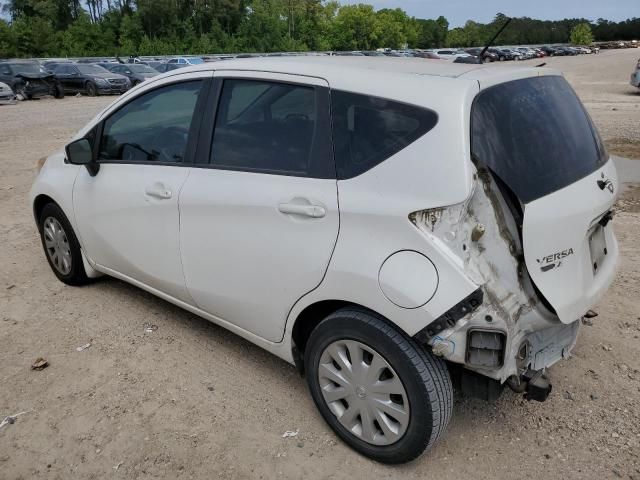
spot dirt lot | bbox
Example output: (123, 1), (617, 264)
(1, 49), (639, 480)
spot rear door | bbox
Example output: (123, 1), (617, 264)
(55, 65), (76, 92)
(472, 74), (618, 323)
(179, 71), (338, 342)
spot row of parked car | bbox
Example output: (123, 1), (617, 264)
(0, 44), (606, 101)
(0, 56), (206, 100)
(307, 45), (596, 61)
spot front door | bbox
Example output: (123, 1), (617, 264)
(180, 72), (339, 342)
(73, 77), (208, 303)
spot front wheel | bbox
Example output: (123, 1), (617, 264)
(85, 81), (98, 97)
(38, 203), (90, 286)
(305, 308), (453, 464)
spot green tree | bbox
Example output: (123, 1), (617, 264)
(570, 22), (593, 45)
(11, 15), (58, 56)
(119, 12), (144, 52)
(375, 8), (416, 49)
(0, 18), (16, 57)
(330, 3), (378, 51)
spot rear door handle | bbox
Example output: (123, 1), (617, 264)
(278, 202), (326, 218)
(145, 183), (172, 199)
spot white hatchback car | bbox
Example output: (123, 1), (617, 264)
(31, 57), (619, 463)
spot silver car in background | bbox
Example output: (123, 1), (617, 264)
(0, 81), (16, 101)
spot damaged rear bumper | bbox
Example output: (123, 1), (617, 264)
(414, 284), (581, 385)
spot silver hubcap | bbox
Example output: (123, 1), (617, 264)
(43, 217), (72, 275)
(318, 340), (410, 446)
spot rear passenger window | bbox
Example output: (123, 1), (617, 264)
(211, 79), (324, 176)
(331, 91), (438, 180)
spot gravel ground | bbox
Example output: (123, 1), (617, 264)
(0, 48), (639, 480)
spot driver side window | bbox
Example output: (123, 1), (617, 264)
(98, 80), (202, 164)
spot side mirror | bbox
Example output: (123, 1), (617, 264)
(66, 138), (99, 176)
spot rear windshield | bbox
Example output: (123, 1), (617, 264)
(471, 75), (607, 203)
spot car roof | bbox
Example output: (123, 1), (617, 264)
(170, 56), (556, 87)
(177, 56), (494, 79)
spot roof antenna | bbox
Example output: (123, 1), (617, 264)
(455, 17), (512, 64)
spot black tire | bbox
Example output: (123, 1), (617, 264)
(499, 56), (505, 62)
(54, 83), (65, 99)
(85, 81), (98, 97)
(305, 308), (453, 464)
(38, 203), (90, 286)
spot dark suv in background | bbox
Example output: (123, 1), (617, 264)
(103, 63), (159, 86)
(53, 63), (131, 96)
(0, 60), (64, 99)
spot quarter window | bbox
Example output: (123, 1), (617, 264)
(98, 80), (202, 163)
(211, 79), (321, 176)
(331, 91), (438, 179)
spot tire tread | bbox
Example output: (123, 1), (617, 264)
(308, 307), (453, 463)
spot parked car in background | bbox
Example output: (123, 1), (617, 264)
(104, 63), (159, 86)
(167, 56), (205, 65)
(487, 47), (510, 61)
(495, 48), (521, 61)
(532, 48), (546, 58)
(154, 63), (187, 73)
(95, 61), (119, 70)
(0, 81), (16, 101)
(631, 57), (640, 90)
(146, 61), (165, 71)
(53, 63), (130, 96)
(414, 51), (443, 60)
(515, 47), (537, 59)
(431, 49), (471, 60)
(361, 51), (386, 57)
(42, 59), (75, 73)
(465, 47), (498, 62)
(0, 60), (64, 99)
(540, 46), (559, 56)
(556, 46), (578, 56)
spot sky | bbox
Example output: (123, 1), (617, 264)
(342, 0), (639, 27)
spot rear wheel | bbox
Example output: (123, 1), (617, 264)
(38, 203), (90, 286)
(85, 81), (97, 97)
(305, 308), (453, 464)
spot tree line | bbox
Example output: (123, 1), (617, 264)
(0, 1), (638, 58)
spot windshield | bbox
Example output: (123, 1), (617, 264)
(130, 64), (156, 73)
(472, 76), (607, 203)
(186, 57), (204, 64)
(9, 63), (43, 74)
(77, 65), (109, 74)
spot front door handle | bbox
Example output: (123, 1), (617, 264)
(278, 202), (326, 218)
(145, 183), (172, 199)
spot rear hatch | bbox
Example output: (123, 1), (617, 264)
(471, 75), (618, 323)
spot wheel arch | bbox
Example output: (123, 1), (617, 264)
(33, 194), (58, 229)
(290, 299), (385, 375)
